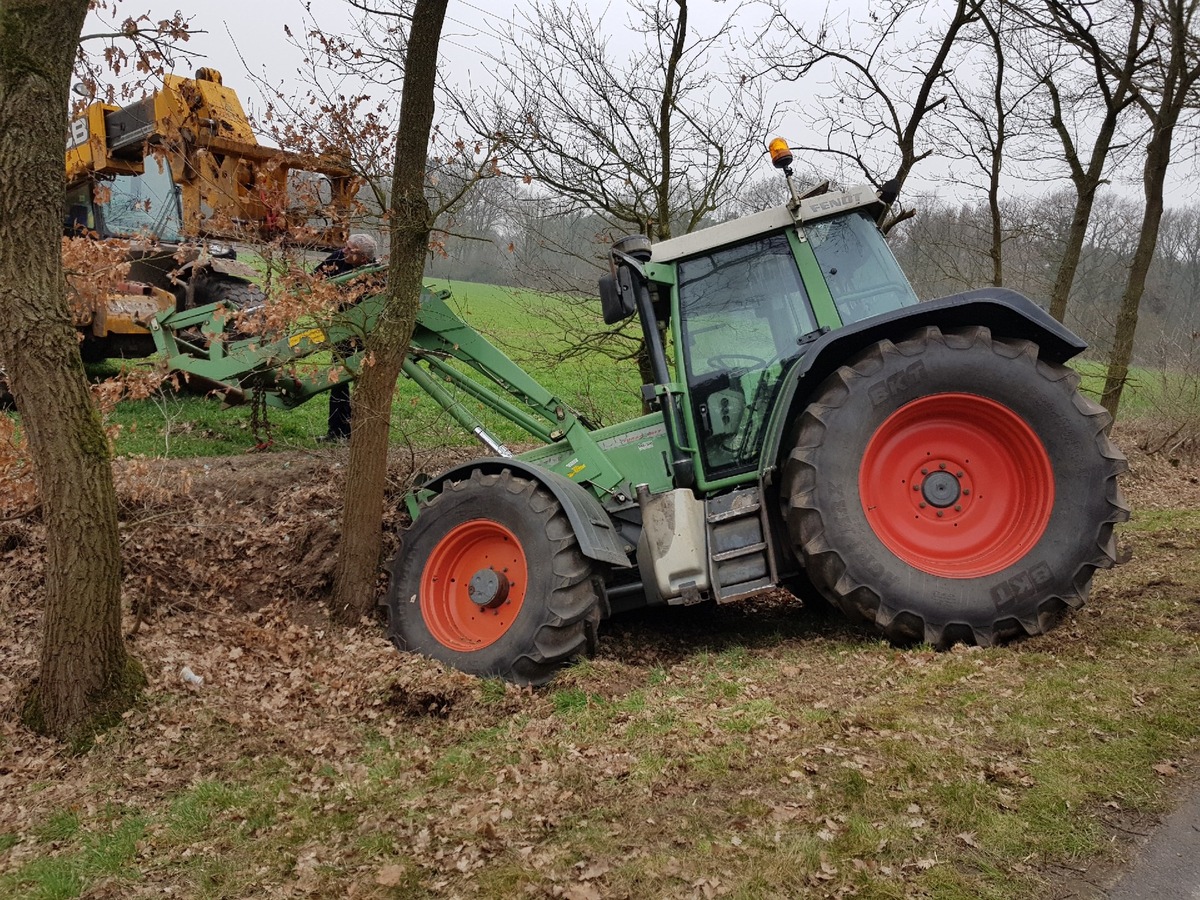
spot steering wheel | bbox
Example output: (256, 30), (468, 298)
(707, 353), (768, 373)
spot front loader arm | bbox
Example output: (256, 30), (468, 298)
(150, 280), (629, 497)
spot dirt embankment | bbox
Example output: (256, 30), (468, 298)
(3, 446), (478, 619)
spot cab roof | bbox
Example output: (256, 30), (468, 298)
(649, 185), (886, 263)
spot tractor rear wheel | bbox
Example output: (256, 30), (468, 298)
(782, 325), (1128, 648)
(384, 468), (604, 685)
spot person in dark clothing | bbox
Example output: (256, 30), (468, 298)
(323, 377), (354, 443)
(315, 234), (379, 442)
(317, 233), (378, 277)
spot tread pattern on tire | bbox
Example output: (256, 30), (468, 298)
(187, 276), (266, 312)
(783, 325), (1130, 648)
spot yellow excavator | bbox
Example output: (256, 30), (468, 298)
(64, 67), (359, 360)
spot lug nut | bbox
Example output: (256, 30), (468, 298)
(954, 504), (962, 511)
(938, 462), (946, 470)
(921, 467), (928, 475)
(936, 510), (944, 517)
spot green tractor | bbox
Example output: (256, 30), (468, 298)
(152, 141), (1128, 684)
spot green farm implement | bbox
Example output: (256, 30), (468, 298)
(151, 146), (1128, 684)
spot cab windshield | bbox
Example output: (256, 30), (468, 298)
(807, 210), (917, 324)
(89, 152), (183, 242)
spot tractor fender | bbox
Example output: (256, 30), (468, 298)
(763, 288), (1087, 473)
(419, 458), (632, 568)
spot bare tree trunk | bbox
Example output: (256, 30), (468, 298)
(1099, 0), (1200, 419)
(1046, 185), (1100, 322)
(654, 0), (687, 243)
(1100, 129), (1171, 418)
(0, 0), (144, 745)
(1036, 0), (1146, 323)
(332, 0), (449, 622)
(981, 8), (1006, 287)
(987, 149), (1004, 286)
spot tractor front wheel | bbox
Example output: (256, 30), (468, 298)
(385, 468), (605, 685)
(783, 325), (1128, 648)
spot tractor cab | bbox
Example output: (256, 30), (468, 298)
(601, 167), (918, 489)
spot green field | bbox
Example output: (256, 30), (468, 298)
(1074, 357), (1200, 422)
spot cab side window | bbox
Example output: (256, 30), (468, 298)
(678, 232), (816, 477)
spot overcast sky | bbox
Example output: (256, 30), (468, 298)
(91, 0), (812, 182)
(103, 0), (735, 104)
(107, 0), (745, 86)
(88, 0), (1197, 206)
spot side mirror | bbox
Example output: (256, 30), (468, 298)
(599, 233), (653, 324)
(599, 273), (635, 325)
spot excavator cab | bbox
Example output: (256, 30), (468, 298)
(64, 153), (183, 243)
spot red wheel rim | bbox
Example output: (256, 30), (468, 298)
(859, 393), (1054, 578)
(421, 520), (527, 651)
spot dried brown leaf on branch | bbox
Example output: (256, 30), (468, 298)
(62, 236), (131, 320)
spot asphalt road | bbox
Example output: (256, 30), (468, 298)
(1107, 789), (1200, 899)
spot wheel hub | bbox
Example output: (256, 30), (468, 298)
(921, 470), (961, 508)
(420, 519), (527, 651)
(468, 567), (510, 609)
(859, 392), (1054, 578)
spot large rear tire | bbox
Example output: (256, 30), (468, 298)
(782, 325), (1129, 648)
(384, 468), (605, 685)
